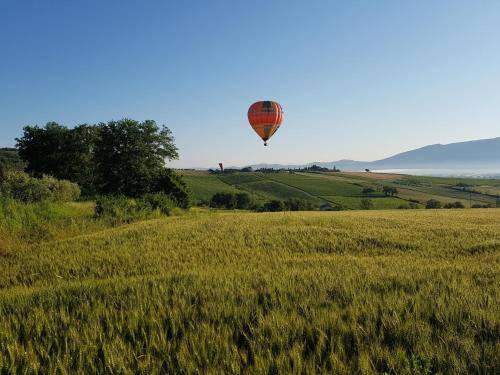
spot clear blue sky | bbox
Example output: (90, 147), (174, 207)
(1, 1), (499, 168)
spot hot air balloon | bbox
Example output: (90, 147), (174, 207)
(247, 100), (284, 146)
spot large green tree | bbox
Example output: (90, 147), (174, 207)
(94, 119), (180, 197)
(16, 122), (98, 193)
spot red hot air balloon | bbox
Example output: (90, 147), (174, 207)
(247, 101), (284, 146)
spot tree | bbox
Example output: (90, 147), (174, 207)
(284, 198), (313, 211)
(362, 187), (375, 195)
(210, 192), (236, 209)
(496, 198), (500, 208)
(382, 186), (398, 197)
(235, 192), (252, 209)
(263, 200), (284, 212)
(360, 198), (374, 210)
(94, 119), (179, 197)
(426, 199), (442, 209)
(444, 201), (465, 209)
(16, 123), (98, 193)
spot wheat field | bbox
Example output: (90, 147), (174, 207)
(0, 207), (499, 374)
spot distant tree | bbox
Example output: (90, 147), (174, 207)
(284, 198), (313, 211)
(444, 201), (465, 209)
(94, 119), (179, 197)
(360, 198), (374, 210)
(496, 198), (500, 208)
(362, 187), (375, 195)
(382, 186), (398, 197)
(210, 192), (236, 209)
(235, 192), (252, 209)
(426, 199), (442, 209)
(240, 167), (253, 172)
(365, 169), (370, 172)
(263, 200), (284, 212)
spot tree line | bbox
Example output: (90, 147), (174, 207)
(13, 119), (190, 207)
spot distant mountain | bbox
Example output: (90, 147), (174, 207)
(246, 137), (500, 172)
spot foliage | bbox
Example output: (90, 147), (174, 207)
(362, 187), (375, 195)
(262, 199), (284, 211)
(94, 119), (179, 197)
(152, 168), (192, 208)
(0, 210), (498, 373)
(426, 199), (442, 209)
(94, 196), (163, 223)
(210, 192), (237, 209)
(0, 170), (80, 202)
(359, 198), (374, 210)
(284, 198), (313, 211)
(383, 186), (398, 196)
(16, 123), (98, 193)
(443, 201), (465, 209)
(0, 148), (24, 170)
(235, 192), (253, 209)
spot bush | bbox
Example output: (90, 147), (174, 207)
(142, 193), (177, 215)
(471, 203), (492, 209)
(235, 192), (253, 209)
(153, 169), (192, 209)
(210, 192), (237, 209)
(262, 200), (284, 212)
(94, 196), (156, 223)
(0, 170), (80, 202)
(362, 187), (375, 195)
(284, 198), (313, 211)
(360, 198), (374, 210)
(444, 201), (465, 209)
(426, 199), (442, 209)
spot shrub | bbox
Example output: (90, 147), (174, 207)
(360, 198), (374, 210)
(210, 192), (237, 209)
(262, 200), (284, 212)
(94, 196), (156, 223)
(142, 193), (177, 215)
(362, 187), (375, 195)
(426, 199), (442, 209)
(153, 169), (192, 209)
(235, 192), (253, 209)
(0, 170), (80, 202)
(444, 201), (465, 209)
(285, 198), (313, 211)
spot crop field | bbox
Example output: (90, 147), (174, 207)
(182, 175), (240, 202)
(183, 171), (500, 209)
(0, 205), (499, 374)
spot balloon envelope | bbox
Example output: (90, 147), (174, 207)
(247, 101), (284, 145)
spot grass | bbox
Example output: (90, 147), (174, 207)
(182, 175), (240, 202)
(0, 206), (499, 373)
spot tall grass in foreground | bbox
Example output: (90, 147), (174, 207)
(0, 209), (499, 373)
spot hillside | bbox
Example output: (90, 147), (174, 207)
(182, 171), (500, 209)
(0, 207), (498, 373)
(247, 136), (500, 172)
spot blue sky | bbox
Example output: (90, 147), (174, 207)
(1, 1), (499, 168)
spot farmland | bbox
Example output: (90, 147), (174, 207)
(181, 170), (500, 209)
(0, 204), (499, 373)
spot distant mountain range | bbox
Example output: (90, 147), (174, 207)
(246, 137), (500, 173)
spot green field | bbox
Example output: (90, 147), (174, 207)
(182, 171), (500, 209)
(0, 204), (499, 373)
